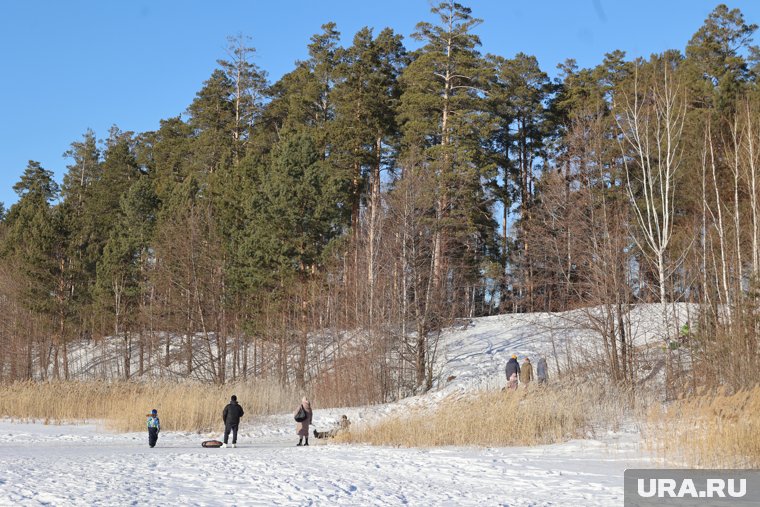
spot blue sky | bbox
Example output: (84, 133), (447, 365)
(1, 0), (759, 207)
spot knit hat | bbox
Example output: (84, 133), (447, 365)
(151, 409), (157, 415)
(231, 395), (237, 401)
(511, 354), (517, 359)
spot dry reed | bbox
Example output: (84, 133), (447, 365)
(646, 386), (760, 467)
(0, 380), (303, 432)
(341, 383), (630, 448)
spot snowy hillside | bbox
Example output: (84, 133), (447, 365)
(431, 303), (691, 393)
(0, 305), (684, 506)
(56, 302), (691, 388)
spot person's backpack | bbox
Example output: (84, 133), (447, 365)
(295, 405), (307, 422)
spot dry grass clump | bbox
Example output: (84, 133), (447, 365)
(0, 380), (302, 432)
(341, 383), (629, 448)
(646, 386), (760, 467)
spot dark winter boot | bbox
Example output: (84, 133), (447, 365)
(148, 427), (159, 448)
(297, 438), (303, 446)
(304, 437), (309, 446)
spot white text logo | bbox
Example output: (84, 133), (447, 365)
(637, 478), (746, 498)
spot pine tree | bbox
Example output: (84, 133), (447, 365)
(96, 177), (157, 379)
(59, 130), (103, 338)
(398, 0), (493, 388)
(217, 34), (269, 164)
(62, 129), (101, 205)
(264, 23), (341, 153)
(240, 132), (349, 386)
(146, 116), (194, 202)
(331, 27), (405, 234)
(487, 53), (554, 308)
(685, 4), (758, 112)
(4, 162), (74, 379)
(188, 69), (236, 175)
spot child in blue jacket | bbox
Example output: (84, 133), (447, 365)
(147, 409), (160, 448)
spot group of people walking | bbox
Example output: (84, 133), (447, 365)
(505, 354), (548, 390)
(145, 395), (350, 448)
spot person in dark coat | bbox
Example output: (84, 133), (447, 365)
(505, 354), (521, 390)
(295, 396), (313, 446)
(222, 394), (244, 448)
(146, 408), (160, 448)
(536, 356), (549, 384)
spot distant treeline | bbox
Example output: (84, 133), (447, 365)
(0, 2), (758, 397)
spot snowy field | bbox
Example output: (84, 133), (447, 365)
(0, 420), (652, 506)
(0, 307), (679, 506)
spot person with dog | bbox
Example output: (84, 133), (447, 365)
(146, 408), (160, 448)
(314, 415), (351, 439)
(295, 396), (313, 446)
(505, 354), (521, 390)
(222, 394), (244, 448)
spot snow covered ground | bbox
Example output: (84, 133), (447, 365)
(0, 420), (651, 506)
(0, 307), (680, 506)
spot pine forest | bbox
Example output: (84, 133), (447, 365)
(2, 1), (760, 405)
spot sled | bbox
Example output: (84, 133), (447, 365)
(202, 440), (224, 448)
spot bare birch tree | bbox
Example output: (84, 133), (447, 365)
(616, 60), (686, 305)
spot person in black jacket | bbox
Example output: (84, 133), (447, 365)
(505, 354), (521, 390)
(222, 395), (245, 448)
